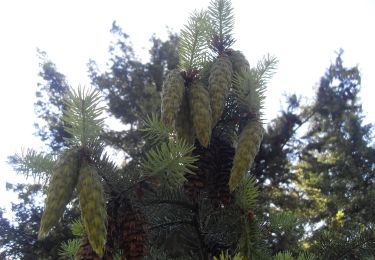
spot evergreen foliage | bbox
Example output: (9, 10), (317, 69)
(2, 1), (375, 259)
(35, 49), (72, 152)
(178, 10), (210, 72)
(208, 0), (235, 54)
(7, 148), (55, 182)
(63, 88), (105, 146)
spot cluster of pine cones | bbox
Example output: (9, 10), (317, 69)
(162, 50), (264, 203)
(39, 49), (265, 258)
(39, 148), (107, 257)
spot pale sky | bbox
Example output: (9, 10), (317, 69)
(0, 0), (374, 214)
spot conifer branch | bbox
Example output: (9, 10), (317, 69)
(141, 139), (198, 188)
(7, 149), (55, 183)
(140, 113), (172, 145)
(146, 199), (195, 211)
(70, 218), (85, 237)
(233, 55), (277, 119)
(63, 87), (105, 147)
(58, 239), (81, 259)
(253, 54), (278, 89)
(149, 220), (194, 231)
(235, 176), (259, 211)
(273, 251), (293, 260)
(178, 10), (210, 72)
(208, 0), (235, 53)
(269, 211), (298, 231)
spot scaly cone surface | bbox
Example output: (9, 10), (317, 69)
(77, 161), (107, 257)
(229, 120), (264, 192)
(39, 149), (80, 239)
(209, 55), (233, 126)
(175, 92), (196, 145)
(189, 80), (212, 147)
(161, 69), (185, 127)
(229, 50), (250, 74)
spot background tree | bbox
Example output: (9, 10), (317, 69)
(87, 22), (179, 162)
(252, 96), (306, 254)
(295, 51), (375, 259)
(0, 182), (79, 259)
(1, 25), (179, 259)
(0, 52), (77, 259)
(35, 49), (72, 152)
(26, 1), (287, 258)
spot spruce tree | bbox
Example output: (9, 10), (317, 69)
(29, 1), (286, 258)
(296, 51), (375, 259)
(2, 26), (179, 259)
(5, 1), (374, 259)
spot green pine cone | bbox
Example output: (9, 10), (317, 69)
(229, 50), (250, 74)
(39, 149), (80, 239)
(229, 121), (263, 192)
(161, 69), (185, 127)
(209, 55), (233, 126)
(189, 80), (212, 147)
(175, 92), (195, 145)
(77, 162), (107, 257)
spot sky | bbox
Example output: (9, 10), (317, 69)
(0, 0), (374, 215)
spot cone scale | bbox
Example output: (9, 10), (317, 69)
(229, 120), (263, 192)
(77, 162), (107, 257)
(39, 149), (80, 239)
(161, 69), (185, 127)
(229, 50), (250, 74)
(175, 92), (195, 144)
(209, 55), (233, 126)
(189, 81), (212, 147)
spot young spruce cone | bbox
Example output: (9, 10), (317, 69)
(229, 50), (250, 74)
(209, 55), (233, 126)
(121, 208), (149, 260)
(161, 69), (185, 127)
(39, 149), (80, 239)
(75, 237), (100, 260)
(229, 120), (264, 192)
(77, 162), (107, 257)
(175, 92), (195, 144)
(189, 81), (212, 147)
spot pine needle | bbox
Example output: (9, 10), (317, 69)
(208, 0), (235, 53)
(142, 139), (198, 188)
(178, 10), (211, 72)
(63, 87), (105, 146)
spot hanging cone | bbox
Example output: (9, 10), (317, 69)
(229, 120), (264, 192)
(228, 50), (250, 74)
(77, 162), (107, 257)
(39, 149), (80, 239)
(188, 80), (212, 147)
(75, 237), (101, 260)
(161, 69), (185, 127)
(208, 55), (233, 127)
(175, 92), (195, 145)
